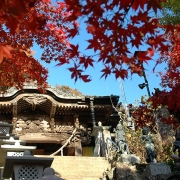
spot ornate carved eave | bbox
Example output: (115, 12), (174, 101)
(0, 83), (85, 99)
(0, 86), (119, 119)
(0, 84), (119, 104)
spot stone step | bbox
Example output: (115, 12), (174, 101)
(35, 155), (110, 179)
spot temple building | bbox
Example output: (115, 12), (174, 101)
(0, 83), (120, 156)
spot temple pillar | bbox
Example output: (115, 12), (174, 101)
(74, 141), (82, 156)
(50, 103), (57, 119)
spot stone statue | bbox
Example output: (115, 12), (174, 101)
(114, 122), (130, 154)
(173, 129), (180, 156)
(140, 127), (157, 163)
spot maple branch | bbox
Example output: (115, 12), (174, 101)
(114, 0), (135, 53)
(119, 0), (135, 28)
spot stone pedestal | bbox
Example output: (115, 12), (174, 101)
(120, 154), (140, 165)
(116, 162), (132, 180)
(141, 163), (171, 179)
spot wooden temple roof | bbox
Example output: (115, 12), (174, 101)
(0, 84), (120, 119)
(0, 83), (121, 144)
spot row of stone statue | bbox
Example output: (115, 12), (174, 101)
(114, 122), (157, 163)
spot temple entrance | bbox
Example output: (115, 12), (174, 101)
(28, 143), (94, 156)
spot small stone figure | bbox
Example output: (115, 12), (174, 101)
(114, 122), (130, 154)
(173, 129), (180, 157)
(140, 127), (157, 163)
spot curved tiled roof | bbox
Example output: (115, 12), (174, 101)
(0, 83), (119, 117)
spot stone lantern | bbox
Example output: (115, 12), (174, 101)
(3, 150), (54, 180)
(0, 122), (37, 179)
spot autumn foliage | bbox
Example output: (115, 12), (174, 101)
(0, 0), (72, 90)
(2, 1), (180, 124)
(0, 0), (180, 124)
(0, 0), (174, 91)
(133, 25), (180, 129)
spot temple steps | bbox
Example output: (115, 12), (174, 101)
(35, 155), (111, 180)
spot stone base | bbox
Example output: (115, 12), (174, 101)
(145, 173), (173, 180)
(116, 162), (141, 180)
(120, 154), (140, 165)
(141, 163), (171, 179)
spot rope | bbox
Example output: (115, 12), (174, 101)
(97, 62), (119, 113)
(98, 63), (130, 123)
(118, 78), (130, 118)
(50, 128), (77, 156)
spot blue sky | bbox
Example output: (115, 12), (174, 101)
(33, 1), (166, 105)
(33, 47), (164, 106)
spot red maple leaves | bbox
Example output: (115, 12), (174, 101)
(61, 0), (169, 82)
(69, 63), (91, 82)
(146, 25), (180, 120)
(0, 0), (176, 90)
(0, 0), (73, 90)
(0, 44), (13, 63)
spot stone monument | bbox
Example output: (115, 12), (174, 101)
(141, 163), (172, 179)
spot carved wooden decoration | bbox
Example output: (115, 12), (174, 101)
(23, 94), (47, 110)
(14, 115), (92, 145)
